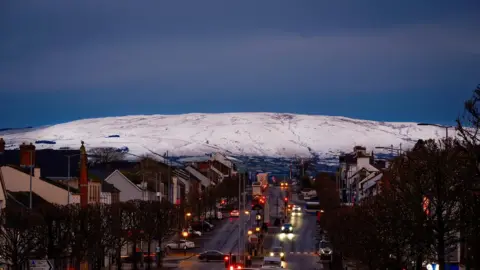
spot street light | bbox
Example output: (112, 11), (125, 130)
(417, 122), (456, 138)
(186, 212), (191, 217)
(182, 231), (188, 238)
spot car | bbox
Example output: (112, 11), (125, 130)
(281, 223), (293, 233)
(166, 239), (195, 250)
(292, 205), (301, 211)
(318, 240), (333, 262)
(280, 182), (289, 188)
(206, 210), (223, 220)
(261, 256), (283, 269)
(230, 210), (240, 217)
(269, 246), (285, 261)
(291, 208), (302, 216)
(183, 227), (202, 237)
(191, 221), (214, 232)
(198, 250), (225, 261)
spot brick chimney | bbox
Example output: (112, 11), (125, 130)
(79, 141), (88, 208)
(19, 142), (36, 168)
(0, 138), (5, 153)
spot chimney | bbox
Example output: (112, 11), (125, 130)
(20, 142), (36, 168)
(0, 138), (5, 153)
(79, 141), (88, 208)
(34, 167), (41, 177)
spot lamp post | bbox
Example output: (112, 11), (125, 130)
(29, 150), (33, 209)
(417, 123), (456, 139)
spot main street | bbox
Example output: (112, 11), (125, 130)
(176, 203), (254, 269)
(263, 186), (325, 270)
(174, 184), (327, 269)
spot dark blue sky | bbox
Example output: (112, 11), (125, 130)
(1, 0), (479, 127)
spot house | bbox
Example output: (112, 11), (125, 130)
(1, 165), (80, 205)
(0, 161), (6, 210)
(337, 146), (388, 204)
(185, 165), (211, 192)
(103, 170), (157, 202)
(100, 181), (120, 204)
(6, 191), (51, 208)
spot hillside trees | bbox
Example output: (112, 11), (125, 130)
(88, 147), (125, 163)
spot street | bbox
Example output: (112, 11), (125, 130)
(172, 185), (326, 270)
(175, 207), (253, 269)
(266, 186), (326, 270)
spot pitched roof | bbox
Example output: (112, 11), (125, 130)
(0, 165), (6, 200)
(6, 165), (79, 193)
(7, 191), (51, 208)
(102, 181), (120, 193)
(105, 170), (142, 191)
(185, 166), (211, 187)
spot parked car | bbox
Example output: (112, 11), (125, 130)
(166, 239), (195, 250)
(206, 210), (223, 220)
(198, 250), (225, 261)
(183, 227), (202, 237)
(191, 221), (214, 232)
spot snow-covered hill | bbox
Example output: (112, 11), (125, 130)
(0, 113), (449, 158)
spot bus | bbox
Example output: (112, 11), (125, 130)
(304, 201), (321, 214)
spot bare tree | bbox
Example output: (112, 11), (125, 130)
(0, 206), (46, 270)
(68, 204), (94, 269)
(89, 147), (125, 163)
(391, 139), (467, 270)
(456, 84), (480, 269)
(86, 204), (113, 270)
(109, 202), (130, 270)
(153, 200), (174, 270)
(35, 204), (72, 269)
(123, 200), (144, 270)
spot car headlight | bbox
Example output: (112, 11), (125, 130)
(289, 227), (293, 231)
(280, 252), (284, 257)
(281, 226), (284, 230)
(270, 252), (274, 256)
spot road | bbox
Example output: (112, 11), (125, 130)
(174, 185), (329, 269)
(264, 186), (329, 270)
(176, 204), (254, 269)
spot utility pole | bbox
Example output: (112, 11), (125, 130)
(166, 151), (170, 203)
(67, 155), (71, 204)
(238, 172), (242, 258)
(29, 150), (33, 209)
(242, 173), (247, 261)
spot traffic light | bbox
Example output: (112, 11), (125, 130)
(224, 255), (229, 267)
(284, 197), (288, 202)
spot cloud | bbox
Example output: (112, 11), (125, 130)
(0, 0), (479, 96)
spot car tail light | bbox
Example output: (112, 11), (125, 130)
(224, 256), (229, 261)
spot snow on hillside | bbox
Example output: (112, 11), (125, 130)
(0, 113), (449, 158)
